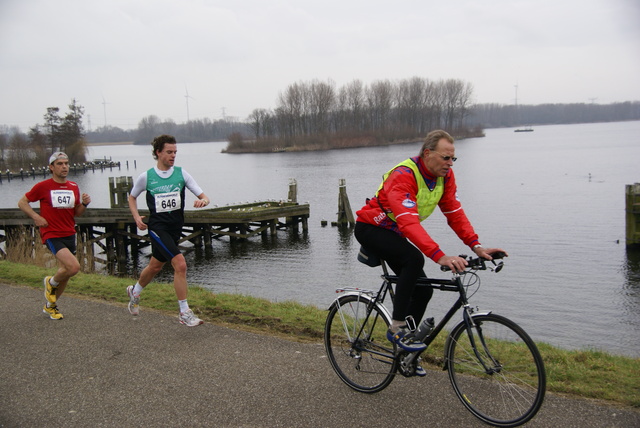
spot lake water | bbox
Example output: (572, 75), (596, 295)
(3, 121), (640, 358)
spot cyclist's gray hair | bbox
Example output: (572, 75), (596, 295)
(419, 130), (454, 157)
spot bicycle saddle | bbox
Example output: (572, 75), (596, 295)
(357, 246), (382, 267)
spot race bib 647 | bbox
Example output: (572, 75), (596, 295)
(50, 190), (75, 208)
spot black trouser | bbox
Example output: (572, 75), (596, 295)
(354, 222), (433, 323)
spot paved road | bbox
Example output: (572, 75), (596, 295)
(1, 283), (638, 427)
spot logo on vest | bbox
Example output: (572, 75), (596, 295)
(402, 198), (416, 208)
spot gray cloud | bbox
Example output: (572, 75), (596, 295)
(1, 0), (638, 131)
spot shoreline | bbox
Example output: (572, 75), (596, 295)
(86, 141), (134, 146)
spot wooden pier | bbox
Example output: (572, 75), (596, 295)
(0, 180), (309, 274)
(0, 159), (123, 183)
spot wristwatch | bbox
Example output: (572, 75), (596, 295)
(473, 244), (483, 250)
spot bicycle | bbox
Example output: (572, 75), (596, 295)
(324, 247), (546, 427)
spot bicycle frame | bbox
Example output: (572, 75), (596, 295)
(340, 259), (497, 368)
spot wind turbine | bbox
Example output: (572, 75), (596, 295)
(184, 85), (194, 122)
(101, 95), (110, 127)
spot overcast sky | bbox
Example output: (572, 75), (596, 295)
(1, 0), (639, 131)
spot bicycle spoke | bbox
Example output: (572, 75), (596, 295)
(446, 314), (545, 427)
(324, 295), (397, 392)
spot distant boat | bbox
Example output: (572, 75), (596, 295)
(514, 126), (534, 132)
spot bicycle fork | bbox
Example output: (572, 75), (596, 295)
(462, 307), (502, 374)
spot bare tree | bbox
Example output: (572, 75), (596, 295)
(248, 108), (270, 139)
(28, 126), (48, 165)
(8, 133), (32, 170)
(367, 79), (394, 132)
(0, 128), (8, 165)
(277, 82), (306, 138)
(442, 79), (473, 131)
(344, 79), (365, 132)
(308, 79), (336, 134)
(135, 115), (162, 144)
(425, 80), (445, 130)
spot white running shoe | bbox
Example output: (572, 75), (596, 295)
(127, 285), (140, 316)
(179, 309), (203, 327)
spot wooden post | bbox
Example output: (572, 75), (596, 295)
(203, 227), (212, 249)
(76, 226), (86, 272)
(116, 221), (127, 274)
(86, 226), (95, 272)
(626, 183), (640, 247)
(337, 178), (355, 227)
(109, 176), (133, 208)
(286, 178), (298, 225)
(288, 178), (297, 203)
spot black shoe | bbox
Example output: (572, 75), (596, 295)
(386, 329), (427, 352)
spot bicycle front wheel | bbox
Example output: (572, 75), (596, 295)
(324, 294), (398, 393)
(446, 313), (546, 427)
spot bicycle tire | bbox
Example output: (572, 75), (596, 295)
(324, 294), (398, 393)
(445, 313), (546, 427)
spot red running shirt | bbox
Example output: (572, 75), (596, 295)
(25, 178), (81, 243)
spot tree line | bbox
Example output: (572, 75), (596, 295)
(2, 81), (639, 169)
(83, 117), (250, 146)
(469, 101), (640, 128)
(232, 77), (476, 152)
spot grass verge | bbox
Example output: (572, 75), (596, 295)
(1, 260), (638, 409)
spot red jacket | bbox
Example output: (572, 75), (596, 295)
(356, 156), (480, 262)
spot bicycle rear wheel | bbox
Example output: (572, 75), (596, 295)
(446, 313), (546, 427)
(324, 294), (398, 393)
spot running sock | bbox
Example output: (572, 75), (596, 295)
(390, 320), (405, 333)
(178, 299), (189, 313)
(133, 283), (144, 295)
(49, 277), (59, 287)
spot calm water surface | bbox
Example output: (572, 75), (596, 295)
(3, 121), (640, 357)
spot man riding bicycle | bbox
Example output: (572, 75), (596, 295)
(354, 129), (507, 359)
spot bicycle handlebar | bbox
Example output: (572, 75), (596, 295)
(440, 251), (506, 273)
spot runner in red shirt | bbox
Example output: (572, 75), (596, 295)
(354, 130), (507, 360)
(18, 152), (91, 320)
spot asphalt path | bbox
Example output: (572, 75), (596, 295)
(1, 283), (638, 427)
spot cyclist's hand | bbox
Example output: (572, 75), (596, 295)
(474, 247), (508, 261)
(438, 255), (468, 273)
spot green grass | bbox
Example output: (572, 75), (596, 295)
(1, 260), (639, 409)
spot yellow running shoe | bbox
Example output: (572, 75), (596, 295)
(43, 304), (63, 320)
(44, 276), (57, 304)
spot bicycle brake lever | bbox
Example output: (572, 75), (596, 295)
(489, 260), (504, 273)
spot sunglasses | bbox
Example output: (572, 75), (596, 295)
(431, 150), (457, 162)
